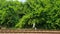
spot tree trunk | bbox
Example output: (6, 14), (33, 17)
(32, 23), (36, 30)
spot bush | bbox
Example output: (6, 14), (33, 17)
(0, 0), (60, 30)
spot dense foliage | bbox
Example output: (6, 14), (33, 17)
(0, 0), (60, 30)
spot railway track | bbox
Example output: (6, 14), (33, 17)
(0, 29), (60, 34)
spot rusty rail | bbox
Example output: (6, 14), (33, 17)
(0, 29), (60, 33)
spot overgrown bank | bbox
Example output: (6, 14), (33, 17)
(0, 0), (60, 30)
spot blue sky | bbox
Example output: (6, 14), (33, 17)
(18, 0), (26, 2)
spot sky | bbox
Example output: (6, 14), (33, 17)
(7, 0), (26, 3)
(18, 0), (26, 2)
